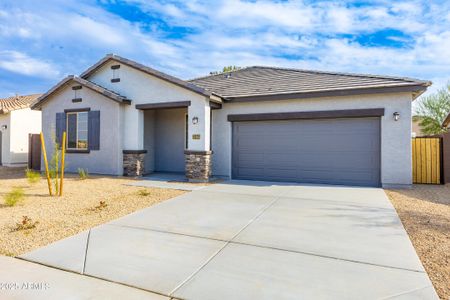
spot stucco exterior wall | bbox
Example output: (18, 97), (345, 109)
(0, 108), (41, 166)
(88, 60), (210, 152)
(40, 83), (122, 175)
(212, 92), (413, 187)
(9, 108), (41, 164)
(0, 113), (11, 165)
(143, 110), (156, 173)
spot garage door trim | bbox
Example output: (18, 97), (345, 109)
(231, 117), (381, 187)
(227, 108), (385, 122)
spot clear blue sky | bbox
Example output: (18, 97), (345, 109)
(0, 0), (449, 98)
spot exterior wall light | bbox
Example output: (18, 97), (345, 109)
(192, 117), (199, 125)
(393, 112), (400, 121)
(1, 125), (7, 130)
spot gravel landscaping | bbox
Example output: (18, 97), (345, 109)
(386, 185), (450, 300)
(0, 167), (186, 257)
(2, 166), (448, 298)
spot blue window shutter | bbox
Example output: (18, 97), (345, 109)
(55, 112), (66, 148)
(88, 110), (100, 150)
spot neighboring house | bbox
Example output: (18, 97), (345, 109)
(31, 54), (431, 188)
(0, 94), (42, 166)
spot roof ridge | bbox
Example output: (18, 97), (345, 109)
(0, 93), (42, 101)
(187, 66), (254, 82)
(246, 66), (431, 85)
(0, 93), (42, 114)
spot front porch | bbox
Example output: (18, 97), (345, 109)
(122, 100), (213, 182)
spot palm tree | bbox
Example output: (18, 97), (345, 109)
(414, 83), (450, 135)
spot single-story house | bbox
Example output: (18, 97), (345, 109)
(31, 54), (431, 188)
(0, 94), (42, 166)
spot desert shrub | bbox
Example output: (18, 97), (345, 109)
(25, 169), (41, 184)
(94, 201), (108, 211)
(14, 216), (39, 231)
(138, 189), (151, 196)
(4, 188), (24, 207)
(78, 168), (88, 180)
(49, 138), (60, 194)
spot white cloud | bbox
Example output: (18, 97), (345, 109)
(0, 50), (59, 78)
(325, 6), (354, 33)
(216, 0), (314, 29)
(0, 0), (449, 99)
(67, 15), (126, 46)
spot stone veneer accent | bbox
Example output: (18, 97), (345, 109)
(123, 150), (147, 176)
(185, 150), (212, 182)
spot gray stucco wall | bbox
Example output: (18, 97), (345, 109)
(88, 60), (210, 152)
(211, 93), (413, 187)
(40, 82), (123, 175)
(154, 108), (186, 173)
(143, 110), (156, 174)
(0, 113), (10, 165)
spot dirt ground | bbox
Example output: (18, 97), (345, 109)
(386, 185), (450, 300)
(0, 167), (186, 256)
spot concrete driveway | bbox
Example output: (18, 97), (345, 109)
(13, 181), (437, 299)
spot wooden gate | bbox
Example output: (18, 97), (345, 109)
(412, 137), (442, 184)
(28, 134), (41, 171)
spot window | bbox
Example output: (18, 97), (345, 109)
(66, 111), (88, 150)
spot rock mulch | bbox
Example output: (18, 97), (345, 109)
(386, 185), (450, 300)
(0, 167), (186, 256)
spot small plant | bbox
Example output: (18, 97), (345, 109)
(48, 136), (61, 195)
(14, 216), (39, 231)
(25, 169), (41, 184)
(78, 168), (88, 180)
(94, 201), (108, 211)
(4, 188), (24, 207)
(138, 189), (151, 196)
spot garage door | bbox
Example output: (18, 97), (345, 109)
(232, 118), (381, 187)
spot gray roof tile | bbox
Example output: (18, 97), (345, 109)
(189, 66), (431, 99)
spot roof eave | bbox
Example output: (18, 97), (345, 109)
(31, 76), (73, 110)
(209, 93), (224, 103)
(224, 84), (430, 103)
(31, 76), (129, 110)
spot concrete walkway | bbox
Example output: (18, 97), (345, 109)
(128, 172), (209, 191)
(14, 181), (437, 299)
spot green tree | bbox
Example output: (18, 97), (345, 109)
(209, 66), (242, 75)
(414, 83), (450, 135)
